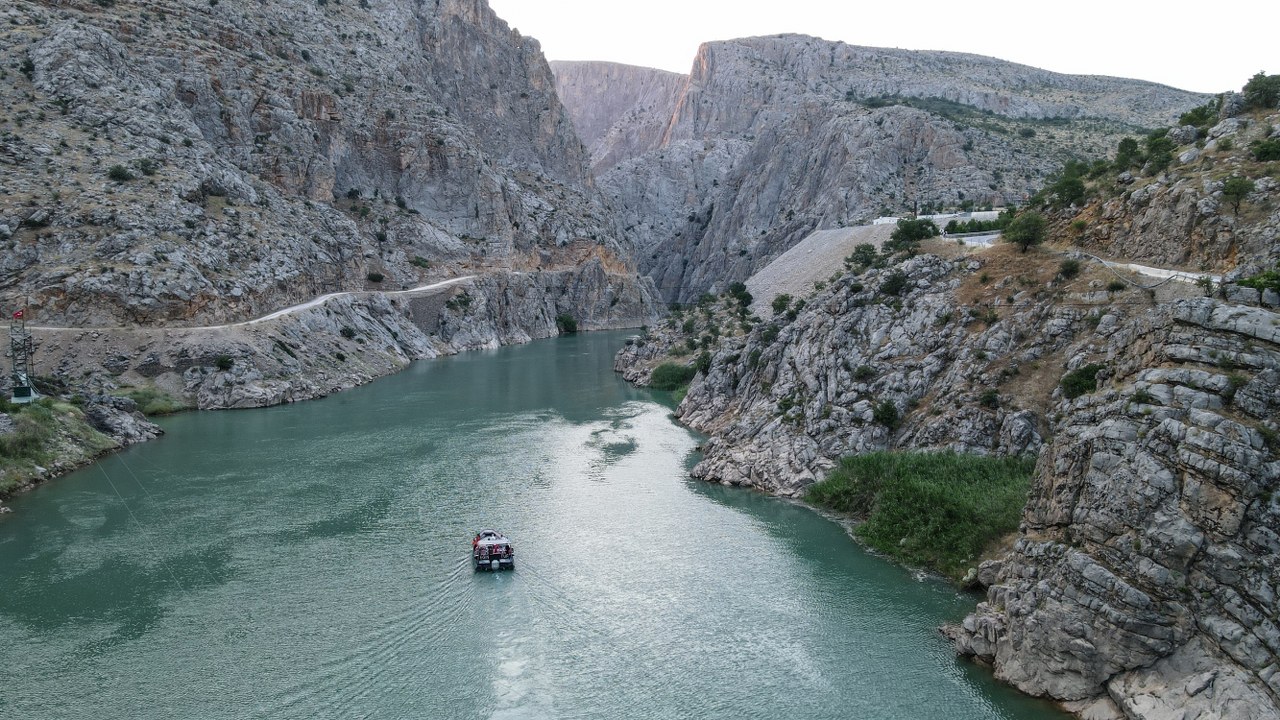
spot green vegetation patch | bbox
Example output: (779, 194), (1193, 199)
(1, 399), (116, 496)
(1238, 264), (1280, 293)
(649, 362), (697, 391)
(555, 313), (578, 334)
(806, 451), (1036, 579)
(1061, 363), (1105, 400)
(120, 387), (188, 416)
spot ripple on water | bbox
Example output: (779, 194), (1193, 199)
(0, 333), (1072, 720)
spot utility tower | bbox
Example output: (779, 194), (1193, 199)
(7, 309), (37, 404)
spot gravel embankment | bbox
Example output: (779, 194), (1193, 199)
(746, 225), (894, 316)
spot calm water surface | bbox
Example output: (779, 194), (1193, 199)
(0, 332), (1069, 719)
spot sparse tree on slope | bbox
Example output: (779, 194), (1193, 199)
(1222, 176), (1255, 216)
(1243, 71), (1280, 109)
(1004, 211), (1047, 253)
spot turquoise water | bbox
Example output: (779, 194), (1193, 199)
(0, 331), (1068, 719)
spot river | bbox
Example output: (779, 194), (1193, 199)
(0, 331), (1070, 719)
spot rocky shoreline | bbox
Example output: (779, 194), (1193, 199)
(613, 246), (1279, 720)
(2, 266), (659, 505)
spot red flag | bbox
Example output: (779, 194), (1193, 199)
(12, 309), (21, 320)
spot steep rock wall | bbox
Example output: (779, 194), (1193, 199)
(948, 300), (1280, 720)
(616, 249), (1279, 718)
(0, 0), (648, 327)
(550, 61), (685, 174)
(556, 35), (1208, 302)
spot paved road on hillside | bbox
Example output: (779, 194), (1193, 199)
(24, 276), (476, 332)
(747, 226), (1225, 314)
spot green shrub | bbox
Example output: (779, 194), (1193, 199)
(879, 271), (909, 297)
(853, 365), (876, 381)
(1243, 71), (1280, 110)
(806, 452), (1036, 579)
(366, 271), (385, 283)
(1251, 139), (1280, 162)
(1058, 259), (1081, 279)
(844, 243), (880, 270)
(1179, 100), (1218, 129)
(1237, 265), (1280, 292)
(214, 354), (234, 371)
(555, 313), (578, 334)
(444, 292), (473, 311)
(1061, 363), (1105, 399)
(650, 363), (696, 391)
(340, 326), (357, 339)
(106, 165), (133, 182)
(119, 387), (187, 416)
(1107, 280), (1127, 292)
(872, 400), (900, 429)
(979, 389), (1000, 408)
(1224, 373), (1249, 404)
(771, 293), (793, 315)
(411, 256), (430, 269)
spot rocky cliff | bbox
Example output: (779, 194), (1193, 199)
(946, 296), (1279, 720)
(0, 0), (660, 414)
(1068, 110), (1280, 277)
(618, 241), (1279, 718)
(0, 0), (656, 329)
(555, 36), (1209, 302)
(549, 61), (685, 174)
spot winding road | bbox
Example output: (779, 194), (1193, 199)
(25, 275), (476, 333)
(954, 233), (1222, 285)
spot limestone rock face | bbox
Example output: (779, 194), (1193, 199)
(82, 396), (163, 446)
(1070, 111), (1280, 277)
(617, 246), (1279, 717)
(550, 61), (685, 174)
(0, 0), (652, 328)
(36, 263), (654, 411)
(948, 299), (1280, 718)
(555, 35), (1208, 302)
(620, 253), (1077, 496)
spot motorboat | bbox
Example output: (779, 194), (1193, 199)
(472, 529), (514, 571)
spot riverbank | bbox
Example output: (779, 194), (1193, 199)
(3, 268), (660, 509)
(613, 247), (1280, 719)
(0, 329), (1072, 720)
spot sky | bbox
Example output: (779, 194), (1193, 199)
(487, 0), (1276, 94)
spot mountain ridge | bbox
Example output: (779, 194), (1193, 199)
(554, 35), (1210, 302)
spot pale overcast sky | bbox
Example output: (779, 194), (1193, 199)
(487, 0), (1274, 94)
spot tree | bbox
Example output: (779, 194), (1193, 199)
(1144, 130), (1176, 175)
(885, 218), (938, 255)
(890, 218), (940, 243)
(1048, 176), (1086, 208)
(1004, 211), (1047, 253)
(1114, 137), (1141, 170)
(1243, 71), (1280, 110)
(1221, 176), (1255, 216)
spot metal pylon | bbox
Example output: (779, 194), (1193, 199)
(8, 312), (37, 404)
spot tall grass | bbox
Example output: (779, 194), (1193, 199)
(649, 363), (696, 391)
(806, 451), (1036, 579)
(120, 387), (188, 415)
(1, 399), (117, 496)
